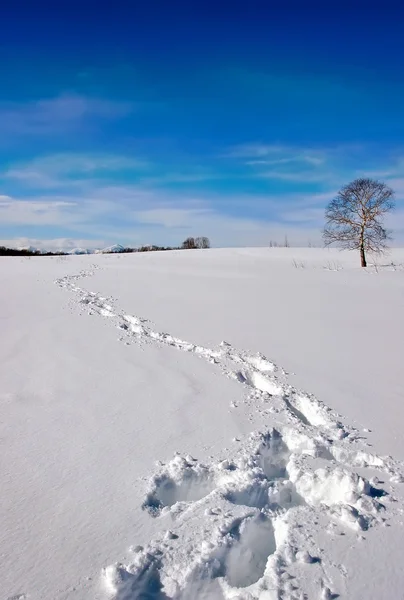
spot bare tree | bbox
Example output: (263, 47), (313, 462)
(195, 236), (211, 249)
(284, 235), (289, 248)
(182, 237), (197, 249)
(323, 178), (395, 267)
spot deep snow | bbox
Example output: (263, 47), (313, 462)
(1, 248), (404, 600)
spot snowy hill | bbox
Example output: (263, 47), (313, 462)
(69, 244), (127, 255)
(17, 245), (39, 253)
(95, 243), (126, 254)
(68, 247), (93, 255)
(1, 248), (404, 599)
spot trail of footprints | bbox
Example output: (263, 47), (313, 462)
(55, 268), (404, 599)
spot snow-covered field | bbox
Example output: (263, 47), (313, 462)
(1, 248), (404, 600)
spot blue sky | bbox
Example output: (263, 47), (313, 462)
(1, 2), (404, 250)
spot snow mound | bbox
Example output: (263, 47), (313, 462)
(96, 244), (125, 254)
(107, 426), (393, 598)
(69, 247), (93, 255)
(17, 245), (38, 253)
(53, 263), (404, 600)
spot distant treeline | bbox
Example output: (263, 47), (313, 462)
(136, 237), (211, 252)
(0, 246), (68, 256)
(0, 237), (211, 257)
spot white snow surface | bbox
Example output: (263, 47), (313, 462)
(1, 247), (404, 600)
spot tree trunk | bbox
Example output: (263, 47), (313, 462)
(359, 224), (367, 267)
(360, 244), (367, 267)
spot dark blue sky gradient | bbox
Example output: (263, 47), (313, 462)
(1, 1), (404, 247)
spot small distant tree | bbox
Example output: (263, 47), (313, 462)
(182, 237), (197, 249)
(284, 235), (289, 248)
(323, 178), (395, 267)
(195, 236), (210, 249)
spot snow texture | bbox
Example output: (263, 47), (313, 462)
(55, 256), (403, 599)
(1, 248), (404, 600)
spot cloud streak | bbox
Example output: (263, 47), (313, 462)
(0, 194), (79, 226)
(4, 153), (148, 189)
(1, 144), (403, 250)
(0, 94), (133, 137)
(225, 143), (326, 164)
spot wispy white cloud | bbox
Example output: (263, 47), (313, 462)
(223, 143), (286, 158)
(0, 186), (327, 248)
(278, 207), (326, 224)
(0, 94), (133, 137)
(23, 153), (146, 174)
(301, 155), (325, 167)
(388, 178), (404, 196)
(2, 183), (403, 249)
(2, 153), (229, 193)
(225, 143), (326, 164)
(246, 156), (323, 167)
(139, 172), (225, 185)
(0, 194), (79, 226)
(224, 143), (331, 185)
(132, 207), (212, 227)
(359, 159), (404, 199)
(3, 153), (148, 188)
(2, 145), (403, 250)
(256, 170), (332, 183)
